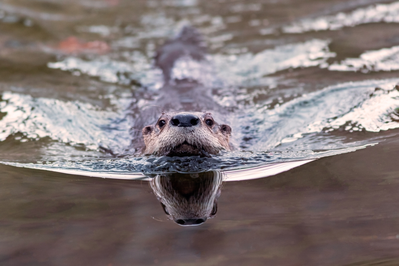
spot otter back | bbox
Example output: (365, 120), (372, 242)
(136, 27), (234, 156)
(155, 26), (207, 82)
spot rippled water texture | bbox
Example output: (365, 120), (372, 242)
(1, 0), (399, 264)
(1, 0), (399, 176)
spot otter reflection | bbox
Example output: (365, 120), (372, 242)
(150, 171), (223, 226)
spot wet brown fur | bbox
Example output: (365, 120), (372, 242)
(142, 112), (232, 156)
(140, 27), (233, 156)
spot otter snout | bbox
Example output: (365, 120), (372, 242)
(170, 113), (200, 127)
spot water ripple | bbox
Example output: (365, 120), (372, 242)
(0, 92), (130, 152)
(281, 1), (399, 33)
(329, 45), (399, 72)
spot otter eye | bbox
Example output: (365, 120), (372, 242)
(158, 120), (166, 128)
(205, 119), (213, 127)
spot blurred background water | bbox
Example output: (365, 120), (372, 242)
(1, 0), (399, 265)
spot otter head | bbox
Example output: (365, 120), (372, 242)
(142, 112), (232, 156)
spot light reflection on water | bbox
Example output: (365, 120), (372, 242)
(2, 157), (315, 181)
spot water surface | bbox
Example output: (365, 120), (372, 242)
(1, 0), (399, 265)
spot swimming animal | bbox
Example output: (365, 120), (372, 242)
(139, 27), (233, 156)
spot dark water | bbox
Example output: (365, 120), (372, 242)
(1, 0), (399, 265)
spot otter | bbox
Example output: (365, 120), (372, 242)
(139, 27), (233, 156)
(142, 111), (232, 156)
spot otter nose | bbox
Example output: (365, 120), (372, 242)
(170, 114), (200, 127)
(175, 218), (207, 226)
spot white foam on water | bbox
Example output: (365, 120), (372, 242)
(49, 39), (335, 89)
(282, 1), (399, 33)
(77, 25), (119, 37)
(211, 39), (335, 86)
(0, 92), (131, 152)
(329, 45), (399, 72)
(48, 57), (135, 83)
(251, 79), (399, 150)
(48, 54), (164, 89)
(170, 56), (216, 87)
(163, 0), (198, 7)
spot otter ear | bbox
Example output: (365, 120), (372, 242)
(220, 124), (232, 135)
(142, 125), (154, 136)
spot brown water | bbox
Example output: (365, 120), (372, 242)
(1, 0), (399, 265)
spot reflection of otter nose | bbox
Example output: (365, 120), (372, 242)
(175, 218), (207, 226)
(170, 114), (200, 127)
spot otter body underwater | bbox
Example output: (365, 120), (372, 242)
(138, 27), (233, 156)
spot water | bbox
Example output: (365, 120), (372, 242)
(1, 0), (399, 264)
